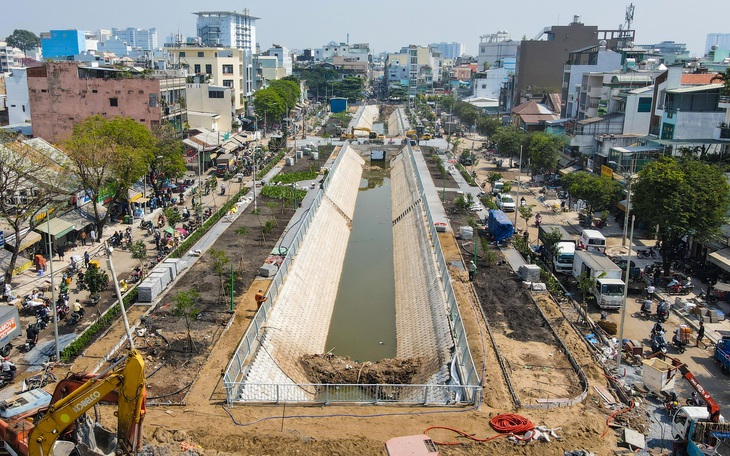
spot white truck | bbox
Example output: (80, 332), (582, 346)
(572, 250), (625, 310)
(538, 224), (576, 274)
(671, 407), (730, 455)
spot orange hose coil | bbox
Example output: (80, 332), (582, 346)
(424, 413), (535, 446)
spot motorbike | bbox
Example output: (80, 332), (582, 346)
(657, 308), (669, 323)
(56, 301), (69, 321)
(535, 214), (542, 228)
(69, 308), (85, 325)
(640, 305), (652, 320)
(637, 247), (657, 259)
(672, 335), (687, 354)
(665, 282), (694, 295)
(651, 334), (668, 354)
(22, 295), (48, 315)
(0, 371), (13, 389)
(687, 392), (704, 407)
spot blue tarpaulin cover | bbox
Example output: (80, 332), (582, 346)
(487, 209), (514, 242)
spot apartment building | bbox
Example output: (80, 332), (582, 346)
(26, 61), (187, 142)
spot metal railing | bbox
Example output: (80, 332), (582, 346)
(223, 144), (481, 405)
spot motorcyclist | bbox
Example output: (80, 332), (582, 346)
(672, 329), (684, 348)
(641, 299), (652, 315)
(26, 324), (39, 346)
(652, 322), (665, 337)
(71, 299), (84, 322)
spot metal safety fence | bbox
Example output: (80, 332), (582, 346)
(223, 142), (481, 405)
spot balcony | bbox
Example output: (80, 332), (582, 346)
(720, 96), (730, 109)
(714, 123), (730, 141)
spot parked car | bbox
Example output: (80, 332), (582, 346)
(496, 193), (516, 212)
(492, 181), (505, 196)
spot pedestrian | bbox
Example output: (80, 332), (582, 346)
(255, 289), (268, 309)
(468, 261), (477, 281)
(646, 284), (655, 299)
(696, 320), (706, 348)
(80, 230), (87, 246)
(84, 251), (90, 269)
(56, 245), (65, 261)
(89, 229), (97, 244)
(600, 310), (608, 321)
(1, 357), (16, 382)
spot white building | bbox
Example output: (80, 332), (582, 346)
(562, 47), (623, 118)
(477, 32), (518, 71)
(268, 45), (292, 76)
(6, 67), (31, 126)
(621, 85), (654, 135)
(314, 42), (370, 63)
(111, 27), (158, 50)
(185, 83), (233, 133)
(195, 10), (258, 51)
(470, 58), (516, 107)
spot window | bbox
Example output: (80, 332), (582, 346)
(637, 97), (652, 113)
(222, 64), (233, 74)
(223, 80), (233, 88)
(109, 98), (118, 107)
(92, 89), (98, 93)
(209, 91), (224, 99)
(149, 93), (159, 107)
(194, 64), (201, 74)
(198, 51), (204, 57)
(179, 52), (186, 57)
(205, 64), (212, 74)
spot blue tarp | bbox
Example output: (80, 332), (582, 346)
(488, 209), (514, 242)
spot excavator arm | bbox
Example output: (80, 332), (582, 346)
(666, 356), (721, 423)
(27, 351), (146, 456)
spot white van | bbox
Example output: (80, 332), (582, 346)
(492, 181), (505, 196)
(579, 229), (606, 253)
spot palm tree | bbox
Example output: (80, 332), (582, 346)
(711, 69), (730, 96)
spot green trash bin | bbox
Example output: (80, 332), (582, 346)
(124, 215), (132, 224)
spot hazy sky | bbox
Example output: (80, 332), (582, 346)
(2, 0), (728, 56)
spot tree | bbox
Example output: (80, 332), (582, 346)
(561, 172), (621, 220)
(632, 157), (730, 274)
(6, 29), (40, 56)
(711, 68), (730, 96)
(269, 79), (301, 115)
(209, 249), (230, 303)
(491, 126), (527, 161)
(253, 88), (285, 129)
(518, 205), (535, 231)
(526, 132), (561, 176)
(129, 240), (147, 271)
(85, 266), (110, 303)
(163, 207), (182, 229)
(64, 116), (154, 234)
(172, 289), (200, 352)
(487, 171), (503, 189)
(260, 219), (276, 243)
(576, 272), (596, 304)
(149, 124), (186, 198)
(0, 134), (71, 285)
(540, 228), (564, 266)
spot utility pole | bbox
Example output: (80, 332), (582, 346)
(45, 211), (60, 361)
(616, 215), (635, 375)
(621, 157), (636, 247)
(105, 242), (135, 350)
(515, 145), (522, 225)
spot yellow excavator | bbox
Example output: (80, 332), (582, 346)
(0, 350), (147, 456)
(340, 127), (375, 141)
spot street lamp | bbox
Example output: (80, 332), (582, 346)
(515, 145), (523, 225)
(44, 209), (60, 361)
(616, 215), (636, 376)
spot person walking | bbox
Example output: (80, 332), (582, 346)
(56, 244), (65, 261)
(468, 261), (477, 281)
(696, 320), (706, 348)
(89, 229), (97, 244)
(1, 357), (16, 382)
(84, 251), (90, 269)
(255, 289), (268, 309)
(80, 231), (87, 246)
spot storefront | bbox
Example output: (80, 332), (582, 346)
(35, 218), (75, 255)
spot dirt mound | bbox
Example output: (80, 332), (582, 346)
(300, 353), (422, 384)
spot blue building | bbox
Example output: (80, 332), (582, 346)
(41, 30), (86, 59)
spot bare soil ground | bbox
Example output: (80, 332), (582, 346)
(58, 142), (619, 455)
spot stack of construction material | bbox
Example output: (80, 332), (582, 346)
(149, 269), (171, 289)
(519, 264), (541, 283)
(137, 277), (162, 303)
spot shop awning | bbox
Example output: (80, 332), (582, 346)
(128, 190), (143, 202)
(709, 248), (730, 272)
(35, 218), (75, 238)
(3, 229), (42, 252)
(136, 197), (150, 204)
(617, 199), (633, 212)
(58, 209), (93, 231)
(559, 165), (582, 176)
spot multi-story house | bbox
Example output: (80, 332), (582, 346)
(194, 10), (257, 100)
(165, 45), (250, 113)
(26, 61), (187, 142)
(185, 83), (232, 132)
(5, 67), (32, 126)
(476, 32), (518, 71)
(515, 16), (634, 107)
(267, 45), (292, 76)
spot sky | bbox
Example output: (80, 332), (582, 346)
(1, 0), (729, 57)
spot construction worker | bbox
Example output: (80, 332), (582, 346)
(468, 261), (477, 281)
(255, 289), (268, 309)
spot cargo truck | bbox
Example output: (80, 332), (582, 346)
(0, 306), (22, 357)
(538, 224), (576, 274)
(216, 153), (235, 176)
(572, 250), (625, 310)
(715, 331), (730, 375)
